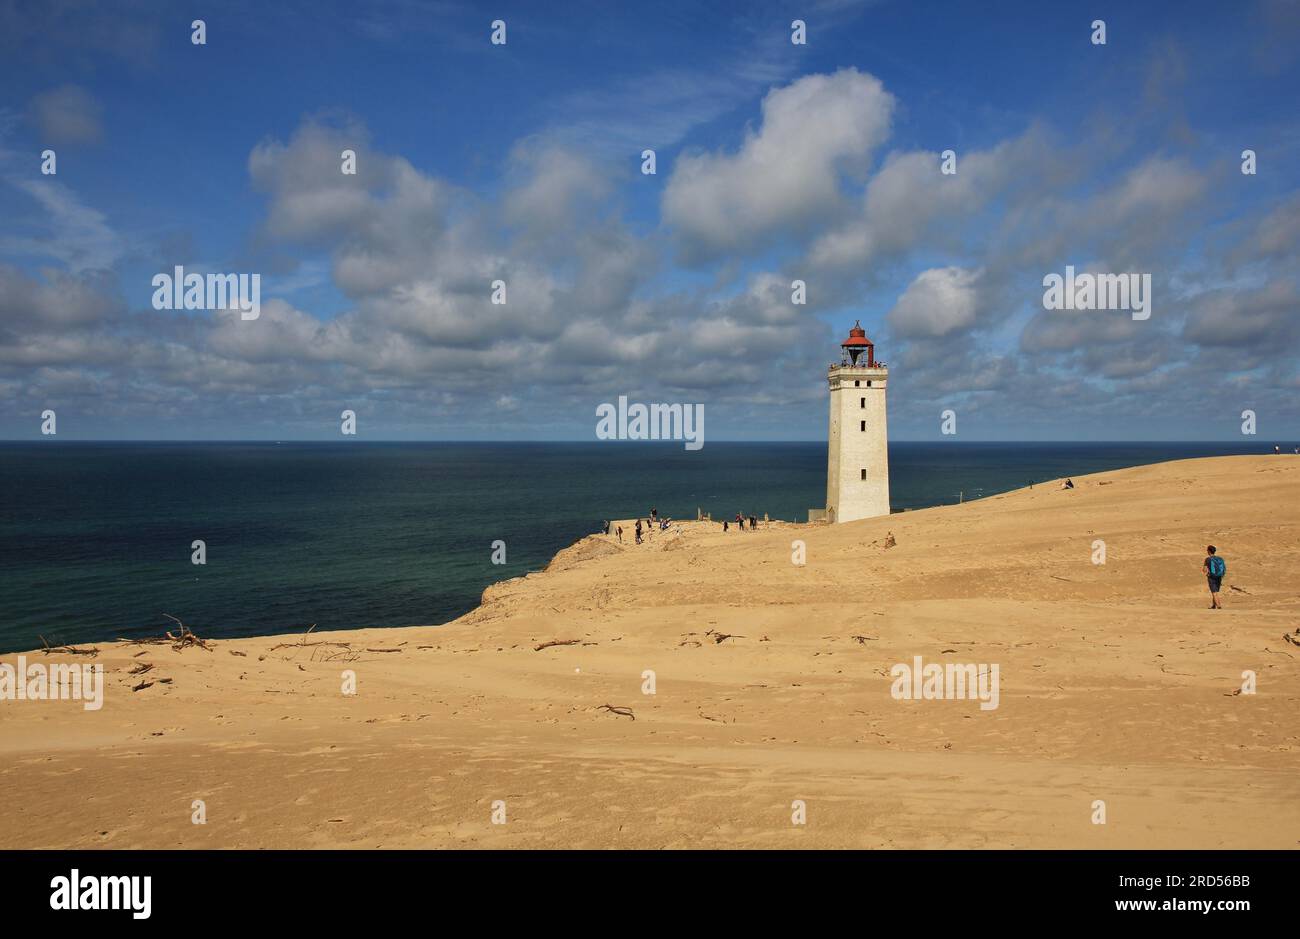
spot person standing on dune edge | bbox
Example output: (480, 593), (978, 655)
(1202, 545), (1226, 610)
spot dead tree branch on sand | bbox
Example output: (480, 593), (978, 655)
(271, 625), (350, 651)
(534, 639), (582, 651)
(596, 704), (635, 720)
(38, 636), (99, 657)
(160, 613), (213, 651)
(119, 614), (213, 651)
(705, 630), (743, 644)
(265, 624), (364, 663)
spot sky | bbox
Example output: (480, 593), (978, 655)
(0, 0), (1298, 442)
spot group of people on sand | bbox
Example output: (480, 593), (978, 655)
(723, 513), (760, 532)
(603, 506), (776, 542)
(602, 508), (672, 545)
(607, 505), (1230, 610)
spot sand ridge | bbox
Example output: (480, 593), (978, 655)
(1, 455), (1297, 849)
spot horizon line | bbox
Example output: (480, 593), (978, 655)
(0, 438), (1287, 446)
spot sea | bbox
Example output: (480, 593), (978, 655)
(0, 441), (1271, 652)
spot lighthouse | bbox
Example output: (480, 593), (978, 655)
(824, 321), (890, 523)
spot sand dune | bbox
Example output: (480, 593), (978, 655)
(1, 455), (1297, 849)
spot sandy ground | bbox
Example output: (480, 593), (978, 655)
(1, 455), (1297, 849)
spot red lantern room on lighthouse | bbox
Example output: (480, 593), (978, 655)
(840, 320), (875, 367)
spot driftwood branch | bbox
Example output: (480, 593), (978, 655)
(271, 626), (353, 652)
(596, 704), (635, 720)
(161, 613), (213, 651)
(270, 640), (350, 650)
(706, 630), (743, 644)
(534, 639), (581, 651)
(38, 636), (99, 657)
(121, 614), (212, 651)
(319, 648), (361, 663)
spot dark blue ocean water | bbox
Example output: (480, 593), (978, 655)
(0, 441), (1267, 651)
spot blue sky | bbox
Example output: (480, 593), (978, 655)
(1, 0), (1298, 440)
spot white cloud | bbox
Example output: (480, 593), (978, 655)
(662, 68), (894, 260)
(2, 71), (1297, 439)
(0, 177), (123, 271)
(887, 266), (984, 339)
(807, 127), (1062, 272)
(0, 264), (121, 326)
(1182, 280), (1300, 350)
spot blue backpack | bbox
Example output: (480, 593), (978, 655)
(1208, 556), (1226, 577)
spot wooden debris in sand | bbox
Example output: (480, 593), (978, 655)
(38, 636), (99, 657)
(534, 639), (582, 651)
(319, 648), (361, 663)
(120, 614), (213, 652)
(705, 630), (743, 644)
(269, 624), (359, 662)
(268, 637), (350, 650)
(161, 614), (213, 650)
(270, 624), (329, 650)
(596, 704), (635, 720)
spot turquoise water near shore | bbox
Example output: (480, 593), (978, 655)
(0, 441), (1270, 651)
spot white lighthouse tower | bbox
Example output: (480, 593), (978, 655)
(824, 321), (890, 523)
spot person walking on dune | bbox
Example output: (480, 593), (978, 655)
(1202, 545), (1226, 610)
